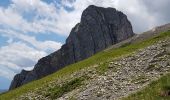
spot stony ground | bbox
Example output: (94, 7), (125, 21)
(16, 38), (170, 100)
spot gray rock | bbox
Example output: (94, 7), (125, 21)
(166, 44), (170, 54)
(9, 5), (134, 90)
(9, 70), (30, 90)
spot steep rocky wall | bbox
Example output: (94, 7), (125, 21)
(9, 5), (134, 90)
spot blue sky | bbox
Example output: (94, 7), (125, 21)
(0, 0), (170, 90)
(0, 0), (11, 7)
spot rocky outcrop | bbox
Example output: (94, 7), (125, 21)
(9, 70), (30, 90)
(9, 5), (134, 90)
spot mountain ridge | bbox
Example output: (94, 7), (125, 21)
(9, 5), (134, 90)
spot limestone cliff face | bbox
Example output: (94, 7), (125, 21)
(9, 5), (134, 90)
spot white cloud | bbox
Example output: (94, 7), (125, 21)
(0, 42), (47, 79)
(0, 29), (62, 52)
(0, 27), (62, 80)
(0, 0), (63, 81)
(0, 0), (62, 35)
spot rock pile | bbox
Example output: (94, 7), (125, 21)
(74, 39), (170, 100)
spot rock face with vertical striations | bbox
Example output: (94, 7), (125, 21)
(9, 5), (134, 90)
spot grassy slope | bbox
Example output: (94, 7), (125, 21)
(0, 31), (170, 100)
(122, 73), (170, 100)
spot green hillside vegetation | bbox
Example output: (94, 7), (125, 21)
(122, 73), (170, 100)
(0, 30), (170, 100)
(45, 77), (86, 99)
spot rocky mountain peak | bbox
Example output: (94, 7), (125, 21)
(9, 5), (134, 90)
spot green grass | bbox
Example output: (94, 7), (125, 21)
(45, 77), (85, 99)
(0, 31), (170, 100)
(122, 73), (170, 100)
(96, 62), (109, 75)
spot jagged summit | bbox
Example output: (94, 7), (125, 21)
(9, 5), (134, 90)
